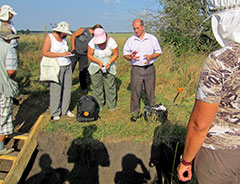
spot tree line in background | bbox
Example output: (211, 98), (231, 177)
(19, 1), (219, 56)
(143, 0), (219, 56)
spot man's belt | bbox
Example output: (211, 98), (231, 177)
(132, 64), (153, 69)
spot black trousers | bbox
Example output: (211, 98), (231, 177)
(71, 55), (89, 90)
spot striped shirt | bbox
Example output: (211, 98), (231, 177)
(5, 47), (17, 70)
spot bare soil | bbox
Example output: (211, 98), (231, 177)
(4, 94), (187, 184)
(23, 131), (158, 184)
(9, 94), (158, 183)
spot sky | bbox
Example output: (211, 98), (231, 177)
(0, 0), (159, 32)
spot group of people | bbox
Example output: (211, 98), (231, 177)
(42, 18), (162, 121)
(0, 4), (162, 156)
(1, 1), (240, 183)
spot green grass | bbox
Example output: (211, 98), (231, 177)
(17, 33), (207, 144)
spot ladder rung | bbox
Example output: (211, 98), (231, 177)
(0, 151), (18, 161)
(0, 172), (8, 182)
(13, 133), (29, 140)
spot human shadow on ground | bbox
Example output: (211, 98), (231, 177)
(114, 153), (151, 184)
(149, 122), (190, 184)
(25, 153), (70, 184)
(13, 91), (49, 133)
(115, 77), (122, 93)
(67, 125), (110, 184)
(115, 77), (122, 105)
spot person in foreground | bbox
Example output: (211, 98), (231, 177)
(123, 18), (162, 122)
(87, 28), (119, 110)
(42, 21), (74, 120)
(71, 24), (103, 91)
(0, 22), (19, 155)
(177, 1), (240, 183)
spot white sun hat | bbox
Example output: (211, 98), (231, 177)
(208, 0), (240, 47)
(52, 21), (72, 35)
(0, 5), (17, 21)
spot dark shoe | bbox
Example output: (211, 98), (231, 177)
(13, 98), (19, 105)
(130, 115), (140, 122)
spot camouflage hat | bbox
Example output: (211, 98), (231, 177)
(0, 22), (19, 40)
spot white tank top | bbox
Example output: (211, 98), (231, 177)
(49, 34), (71, 66)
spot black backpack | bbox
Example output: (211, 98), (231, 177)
(143, 103), (168, 123)
(76, 95), (100, 122)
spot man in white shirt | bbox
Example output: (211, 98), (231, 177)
(123, 18), (162, 122)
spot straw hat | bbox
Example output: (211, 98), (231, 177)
(93, 28), (106, 44)
(0, 22), (19, 40)
(0, 5), (17, 21)
(52, 21), (72, 35)
(208, 0), (240, 47)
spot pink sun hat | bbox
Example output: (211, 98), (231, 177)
(93, 28), (106, 44)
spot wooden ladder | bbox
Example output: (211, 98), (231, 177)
(0, 114), (50, 184)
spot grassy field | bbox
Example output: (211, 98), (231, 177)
(16, 33), (207, 143)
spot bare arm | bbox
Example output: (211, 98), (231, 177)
(105, 47), (119, 69)
(87, 46), (104, 69)
(177, 99), (219, 182)
(71, 28), (84, 51)
(42, 34), (71, 58)
(144, 53), (161, 64)
(7, 70), (16, 79)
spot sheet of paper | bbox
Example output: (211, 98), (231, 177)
(64, 54), (75, 58)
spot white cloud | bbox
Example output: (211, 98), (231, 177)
(104, 0), (122, 4)
(115, 0), (122, 4)
(104, 0), (111, 4)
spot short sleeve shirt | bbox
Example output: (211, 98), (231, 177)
(88, 37), (117, 51)
(196, 42), (240, 150)
(123, 32), (162, 66)
(88, 37), (118, 75)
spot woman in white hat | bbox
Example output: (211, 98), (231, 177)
(177, 0), (240, 183)
(87, 28), (119, 111)
(0, 5), (18, 47)
(42, 21), (74, 120)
